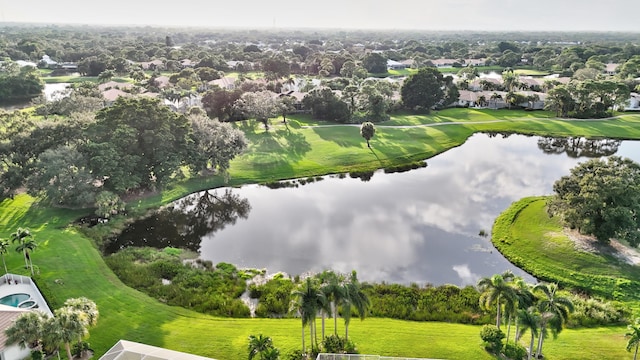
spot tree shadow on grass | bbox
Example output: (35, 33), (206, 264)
(312, 125), (361, 148)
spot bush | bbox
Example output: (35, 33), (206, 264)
(480, 324), (504, 353)
(503, 343), (527, 360)
(321, 334), (358, 354)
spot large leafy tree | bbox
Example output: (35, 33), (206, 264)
(548, 156), (640, 245)
(234, 91), (279, 131)
(187, 113), (247, 174)
(400, 67), (447, 113)
(85, 97), (191, 193)
(362, 53), (387, 74)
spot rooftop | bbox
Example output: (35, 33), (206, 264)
(100, 340), (216, 360)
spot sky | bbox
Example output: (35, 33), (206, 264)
(1, 0), (639, 32)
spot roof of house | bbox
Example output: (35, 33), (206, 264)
(208, 76), (237, 88)
(153, 76), (171, 88)
(102, 89), (130, 102)
(605, 63), (620, 73)
(99, 340), (215, 360)
(0, 305), (29, 351)
(98, 81), (133, 92)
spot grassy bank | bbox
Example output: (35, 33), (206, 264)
(492, 197), (640, 301)
(2, 109), (640, 358)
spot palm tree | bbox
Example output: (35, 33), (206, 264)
(517, 307), (541, 360)
(262, 347), (280, 360)
(626, 318), (640, 360)
(291, 277), (325, 353)
(341, 271), (370, 341)
(4, 311), (47, 350)
(63, 297), (99, 329)
(10, 227), (37, 274)
(512, 278), (535, 343)
(478, 272), (516, 329)
(0, 238), (10, 275)
(248, 334), (274, 360)
(533, 283), (574, 357)
(55, 306), (88, 360)
(320, 272), (345, 337)
(41, 316), (64, 359)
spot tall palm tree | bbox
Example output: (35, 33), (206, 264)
(63, 297), (99, 329)
(321, 272), (345, 337)
(248, 334), (273, 360)
(533, 283), (574, 357)
(15, 237), (38, 275)
(41, 316), (64, 359)
(626, 318), (640, 360)
(291, 277), (325, 353)
(478, 272), (516, 329)
(512, 277), (535, 343)
(55, 306), (88, 360)
(517, 307), (541, 360)
(4, 311), (47, 350)
(0, 238), (10, 275)
(10, 227), (33, 271)
(341, 271), (370, 341)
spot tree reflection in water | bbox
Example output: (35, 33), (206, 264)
(537, 137), (621, 158)
(104, 189), (251, 254)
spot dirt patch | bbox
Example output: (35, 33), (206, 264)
(562, 229), (640, 265)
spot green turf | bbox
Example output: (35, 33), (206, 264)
(3, 108), (640, 359)
(492, 197), (640, 301)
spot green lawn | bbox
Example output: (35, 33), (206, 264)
(492, 197), (640, 301)
(3, 109), (640, 359)
(42, 75), (132, 84)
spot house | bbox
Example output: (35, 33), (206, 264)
(465, 58), (486, 67)
(624, 93), (640, 111)
(279, 90), (306, 111)
(457, 90), (479, 107)
(181, 59), (196, 68)
(59, 62), (78, 71)
(400, 59), (415, 68)
(429, 59), (457, 68)
(100, 340), (215, 360)
(605, 63), (620, 75)
(140, 59), (165, 70)
(208, 76), (237, 90)
(0, 305), (31, 360)
(387, 59), (407, 70)
(40, 55), (58, 68)
(152, 76), (171, 89)
(518, 77), (543, 91)
(102, 88), (131, 105)
(98, 81), (133, 92)
(469, 77), (502, 91)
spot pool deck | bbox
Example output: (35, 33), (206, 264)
(0, 274), (53, 316)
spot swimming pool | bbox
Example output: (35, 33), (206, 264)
(0, 293), (31, 307)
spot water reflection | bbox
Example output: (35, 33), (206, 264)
(110, 134), (640, 286)
(537, 137), (621, 158)
(105, 189), (250, 253)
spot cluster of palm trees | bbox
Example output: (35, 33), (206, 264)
(248, 334), (280, 360)
(0, 227), (38, 276)
(477, 271), (574, 360)
(290, 271), (370, 354)
(5, 297), (99, 360)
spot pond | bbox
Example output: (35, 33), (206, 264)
(107, 134), (640, 286)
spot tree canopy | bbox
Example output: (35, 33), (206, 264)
(400, 67), (449, 112)
(548, 156), (640, 246)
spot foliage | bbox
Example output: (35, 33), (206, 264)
(253, 277), (295, 317)
(548, 156), (640, 245)
(188, 113), (248, 173)
(0, 63), (44, 103)
(94, 191), (126, 219)
(480, 324), (505, 353)
(302, 88), (350, 123)
(502, 343), (527, 360)
(321, 334), (358, 354)
(400, 67), (447, 112)
(235, 91), (279, 130)
(359, 122), (375, 148)
(362, 53), (387, 74)
(105, 247), (250, 317)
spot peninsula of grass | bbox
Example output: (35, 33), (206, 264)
(3, 108), (640, 359)
(492, 197), (640, 302)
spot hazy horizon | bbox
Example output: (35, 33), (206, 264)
(1, 0), (639, 32)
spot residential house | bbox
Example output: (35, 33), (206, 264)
(469, 77), (502, 91)
(429, 59), (457, 68)
(153, 76), (171, 89)
(605, 63), (620, 75)
(279, 90), (306, 111)
(140, 59), (165, 71)
(100, 340), (215, 360)
(624, 93), (640, 111)
(98, 81), (133, 92)
(102, 88), (131, 106)
(40, 55), (58, 68)
(0, 305), (31, 360)
(181, 59), (196, 68)
(465, 58), (486, 67)
(386, 59), (407, 70)
(208, 77), (237, 90)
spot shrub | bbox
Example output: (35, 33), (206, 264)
(503, 343), (527, 360)
(480, 324), (504, 353)
(321, 334), (358, 354)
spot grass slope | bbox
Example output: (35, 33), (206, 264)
(2, 109), (640, 359)
(492, 197), (640, 301)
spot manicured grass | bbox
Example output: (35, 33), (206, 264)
(492, 197), (640, 301)
(3, 108), (640, 359)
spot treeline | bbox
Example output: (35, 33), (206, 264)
(0, 62), (43, 103)
(0, 97), (246, 213)
(105, 246), (629, 327)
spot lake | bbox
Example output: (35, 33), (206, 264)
(108, 133), (640, 286)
